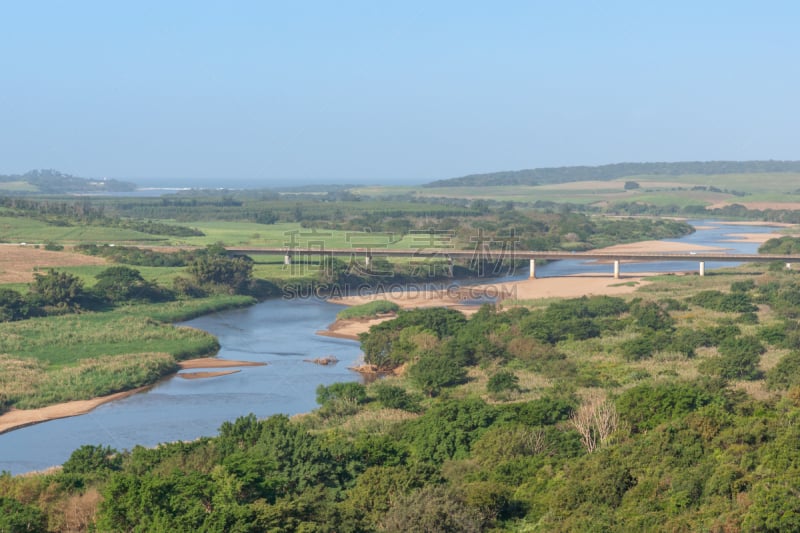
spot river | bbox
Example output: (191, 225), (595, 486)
(0, 220), (780, 474)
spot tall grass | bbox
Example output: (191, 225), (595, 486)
(127, 295), (256, 322)
(7, 352), (177, 410)
(336, 300), (400, 319)
(0, 314), (219, 366)
(0, 295), (256, 412)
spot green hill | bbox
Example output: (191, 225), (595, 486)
(426, 160), (800, 187)
(0, 169), (137, 194)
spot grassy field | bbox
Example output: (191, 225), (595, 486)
(0, 216), (165, 244)
(175, 221), (447, 249)
(629, 172), (800, 194)
(353, 173), (800, 207)
(0, 181), (38, 192)
(56, 264), (187, 287)
(0, 295), (254, 411)
(0, 309), (217, 367)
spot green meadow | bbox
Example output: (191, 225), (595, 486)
(0, 215), (164, 244)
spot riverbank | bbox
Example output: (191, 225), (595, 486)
(326, 273), (657, 340)
(0, 387), (149, 435)
(0, 222), (787, 441)
(324, 229), (783, 339)
(0, 358), (266, 434)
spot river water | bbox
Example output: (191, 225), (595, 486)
(0, 220), (780, 474)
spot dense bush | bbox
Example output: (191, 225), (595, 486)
(766, 351), (800, 390)
(487, 370), (521, 396)
(0, 497), (46, 533)
(715, 335), (765, 380)
(63, 444), (123, 475)
(408, 352), (467, 397)
(690, 289), (757, 313)
(316, 382), (367, 406)
(616, 380), (723, 431)
(373, 382), (421, 412)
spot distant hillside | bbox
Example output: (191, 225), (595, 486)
(425, 160), (800, 187)
(0, 169), (137, 194)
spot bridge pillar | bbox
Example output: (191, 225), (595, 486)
(787, 263), (792, 270)
(699, 261), (705, 276)
(284, 254), (292, 266)
(613, 260), (620, 279)
(447, 255), (454, 277)
(529, 259), (536, 279)
(365, 253), (372, 269)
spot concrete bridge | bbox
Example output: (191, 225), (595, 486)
(226, 247), (800, 279)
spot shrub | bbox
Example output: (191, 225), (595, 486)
(702, 323), (741, 346)
(690, 290), (757, 313)
(316, 382), (367, 406)
(373, 382), (421, 412)
(616, 380), (720, 432)
(0, 497), (46, 533)
(381, 485), (483, 533)
(716, 335), (765, 380)
(766, 351), (800, 390)
(630, 300), (674, 331)
(486, 370), (521, 396)
(409, 353), (467, 397)
(620, 334), (660, 361)
(62, 444), (123, 475)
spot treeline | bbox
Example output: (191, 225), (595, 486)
(0, 196), (203, 237)
(759, 236), (800, 254)
(107, 196), (475, 226)
(0, 246), (268, 325)
(9, 271), (800, 530)
(607, 201), (800, 224)
(54, 191), (697, 252)
(426, 160), (800, 187)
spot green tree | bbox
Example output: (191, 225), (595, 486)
(409, 353), (467, 397)
(188, 254), (253, 294)
(62, 444), (123, 475)
(743, 480), (800, 532)
(28, 269), (84, 309)
(486, 370), (520, 396)
(0, 497), (46, 533)
(94, 266), (171, 303)
(0, 287), (33, 321)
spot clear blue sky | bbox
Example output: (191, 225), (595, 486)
(1, 1), (798, 186)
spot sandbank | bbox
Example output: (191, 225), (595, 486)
(0, 358), (265, 435)
(178, 370), (240, 379)
(326, 273), (655, 340)
(727, 233), (781, 243)
(317, 316), (396, 340)
(323, 227), (788, 339)
(178, 358), (266, 369)
(0, 387), (149, 435)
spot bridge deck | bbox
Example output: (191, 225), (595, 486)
(227, 247), (800, 263)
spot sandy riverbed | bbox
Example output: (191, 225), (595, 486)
(324, 230), (785, 339)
